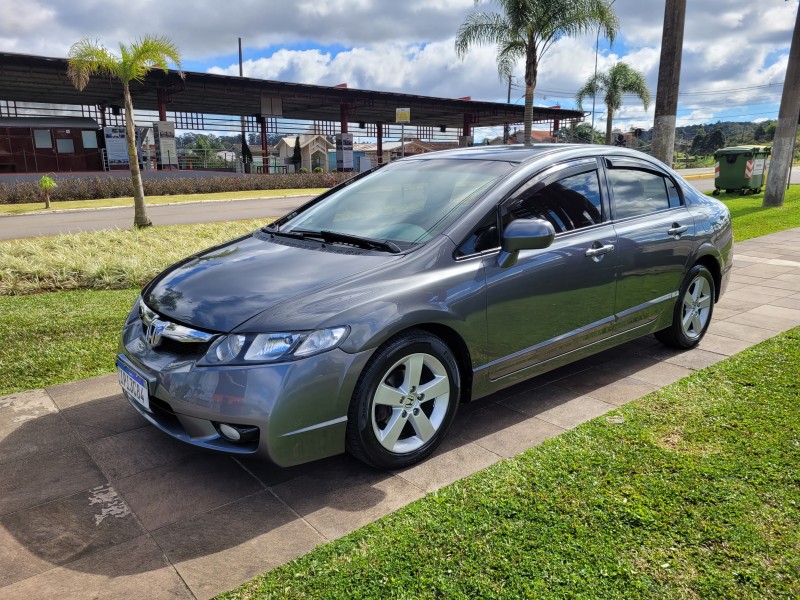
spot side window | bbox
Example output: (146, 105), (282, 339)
(456, 210), (499, 257)
(608, 169), (671, 219)
(507, 170), (602, 234)
(666, 178), (681, 208)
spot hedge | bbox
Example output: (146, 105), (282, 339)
(0, 172), (355, 204)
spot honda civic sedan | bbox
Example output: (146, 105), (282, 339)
(117, 145), (732, 469)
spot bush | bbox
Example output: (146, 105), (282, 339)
(299, 167), (309, 173)
(313, 166), (323, 173)
(0, 172), (355, 204)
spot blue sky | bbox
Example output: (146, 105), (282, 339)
(2, 0), (796, 138)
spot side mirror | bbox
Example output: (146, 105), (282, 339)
(497, 218), (555, 268)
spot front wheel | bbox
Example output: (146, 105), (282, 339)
(346, 330), (460, 469)
(656, 265), (715, 348)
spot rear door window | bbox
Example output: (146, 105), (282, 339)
(607, 169), (674, 219)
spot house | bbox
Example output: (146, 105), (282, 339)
(275, 135), (334, 172)
(0, 116), (103, 173)
(349, 139), (461, 165)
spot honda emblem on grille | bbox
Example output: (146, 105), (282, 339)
(145, 319), (167, 347)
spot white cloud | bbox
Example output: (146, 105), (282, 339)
(0, 0), (795, 128)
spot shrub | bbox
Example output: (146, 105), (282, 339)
(313, 166), (323, 173)
(0, 172), (355, 204)
(299, 167), (309, 173)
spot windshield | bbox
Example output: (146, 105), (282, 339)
(280, 159), (515, 247)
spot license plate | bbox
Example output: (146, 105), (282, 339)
(116, 358), (150, 411)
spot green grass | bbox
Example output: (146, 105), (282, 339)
(0, 219), (268, 295)
(717, 186), (800, 241)
(221, 329), (800, 600)
(0, 289), (138, 395)
(0, 188), (324, 215)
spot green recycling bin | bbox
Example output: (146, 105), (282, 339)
(713, 145), (771, 195)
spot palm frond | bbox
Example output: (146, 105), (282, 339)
(575, 77), (600, 111)
(66, 39), (119, 90)
(455, 12), (513, 57)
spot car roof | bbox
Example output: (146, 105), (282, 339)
(400, 143), (672, 171)
(401, 144), (560, 163)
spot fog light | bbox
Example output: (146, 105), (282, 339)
(217, 422), (259, 444)
(219, 423), (241, 441)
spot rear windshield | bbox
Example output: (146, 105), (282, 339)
(281, 159), (515, 246)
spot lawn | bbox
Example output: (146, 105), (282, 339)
(0, 188), (324, 215)
(0, 219), (267, 295)
(221, 328), (800, 599)
(0, 289), (138, 394)
(717, 185), (800, 241)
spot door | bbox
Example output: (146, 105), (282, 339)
(485, 159), (618, 380)
(604, 158), (695, 333)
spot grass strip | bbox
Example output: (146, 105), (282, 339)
(0, 188), (324, 215)
(715, 186), (800, 241)
(0, 219), (268, 295)
(0, 289), (138, 395)
(221, 328), (800, 599)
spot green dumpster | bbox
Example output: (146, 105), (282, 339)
(713, 145), (771, 195)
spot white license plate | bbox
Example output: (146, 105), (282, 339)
(116, 359), (150, 411)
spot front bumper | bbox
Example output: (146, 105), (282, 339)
(118, 307), (373, 467)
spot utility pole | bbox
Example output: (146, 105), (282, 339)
(651, 0), (686, 167)
(764, 2), (800, 207)
(239, 37), (250, 174)
(503, 74), (511, 143)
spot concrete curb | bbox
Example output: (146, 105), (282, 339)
(0, 193), (320, 218)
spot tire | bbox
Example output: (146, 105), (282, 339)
(656, 265), (715, 348)
(346, 329), (460, 469)
(712, 189), (720, 196)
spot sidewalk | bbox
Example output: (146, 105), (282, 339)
(1, 229), (799, 599)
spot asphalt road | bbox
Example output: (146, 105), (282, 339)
(0, 195), (315, 240)
(2, 166), (798, 240)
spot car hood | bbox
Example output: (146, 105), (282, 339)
(143, 232), (401, 332)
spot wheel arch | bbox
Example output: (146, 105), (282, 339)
(692, 252), (722, 302)
(386, 323), (474, 404)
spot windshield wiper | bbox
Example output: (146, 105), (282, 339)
(261, 225), (305, 240)
(319, 230), (402, 254)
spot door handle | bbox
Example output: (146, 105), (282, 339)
(585, 244), (615, 258)
(668, 224), (688, 236)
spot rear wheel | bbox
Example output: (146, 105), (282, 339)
(656, 265), (715, 348)
(346, 330), (460, 469)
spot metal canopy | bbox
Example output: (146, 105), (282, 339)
(0, 51), (583, 130)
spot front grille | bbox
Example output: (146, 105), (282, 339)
(139, 302), (217, 357)
(155, 338), (212, 357)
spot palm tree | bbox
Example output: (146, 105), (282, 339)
(576, 62), (650, 145)
(456, 0), (618, 146)
(67, 36), (182, 228)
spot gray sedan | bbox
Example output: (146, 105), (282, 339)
(117, 145), (732, 469)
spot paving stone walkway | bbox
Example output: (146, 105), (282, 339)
(1, 228), (799, 599)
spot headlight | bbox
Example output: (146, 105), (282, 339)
(199, 327), (349, 365)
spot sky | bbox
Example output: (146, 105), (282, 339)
(1, 0), (797, 138)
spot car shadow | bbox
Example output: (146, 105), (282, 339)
(0, 334), (696, 586)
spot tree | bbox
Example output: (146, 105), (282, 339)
(456, 0), (618, 146)
(753, 123), (766, 142)
(292, 136), (302, 172)
(576, 62), (650, 145)
(38, 174), (57, 209)
(690, 133), (706, 155)
(67, 36), (182, 228)
(571, 122), (603, 144)
(705, 127), (726, 154)
(651, 0), (687, 166)
(764, 1), (800, 207)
